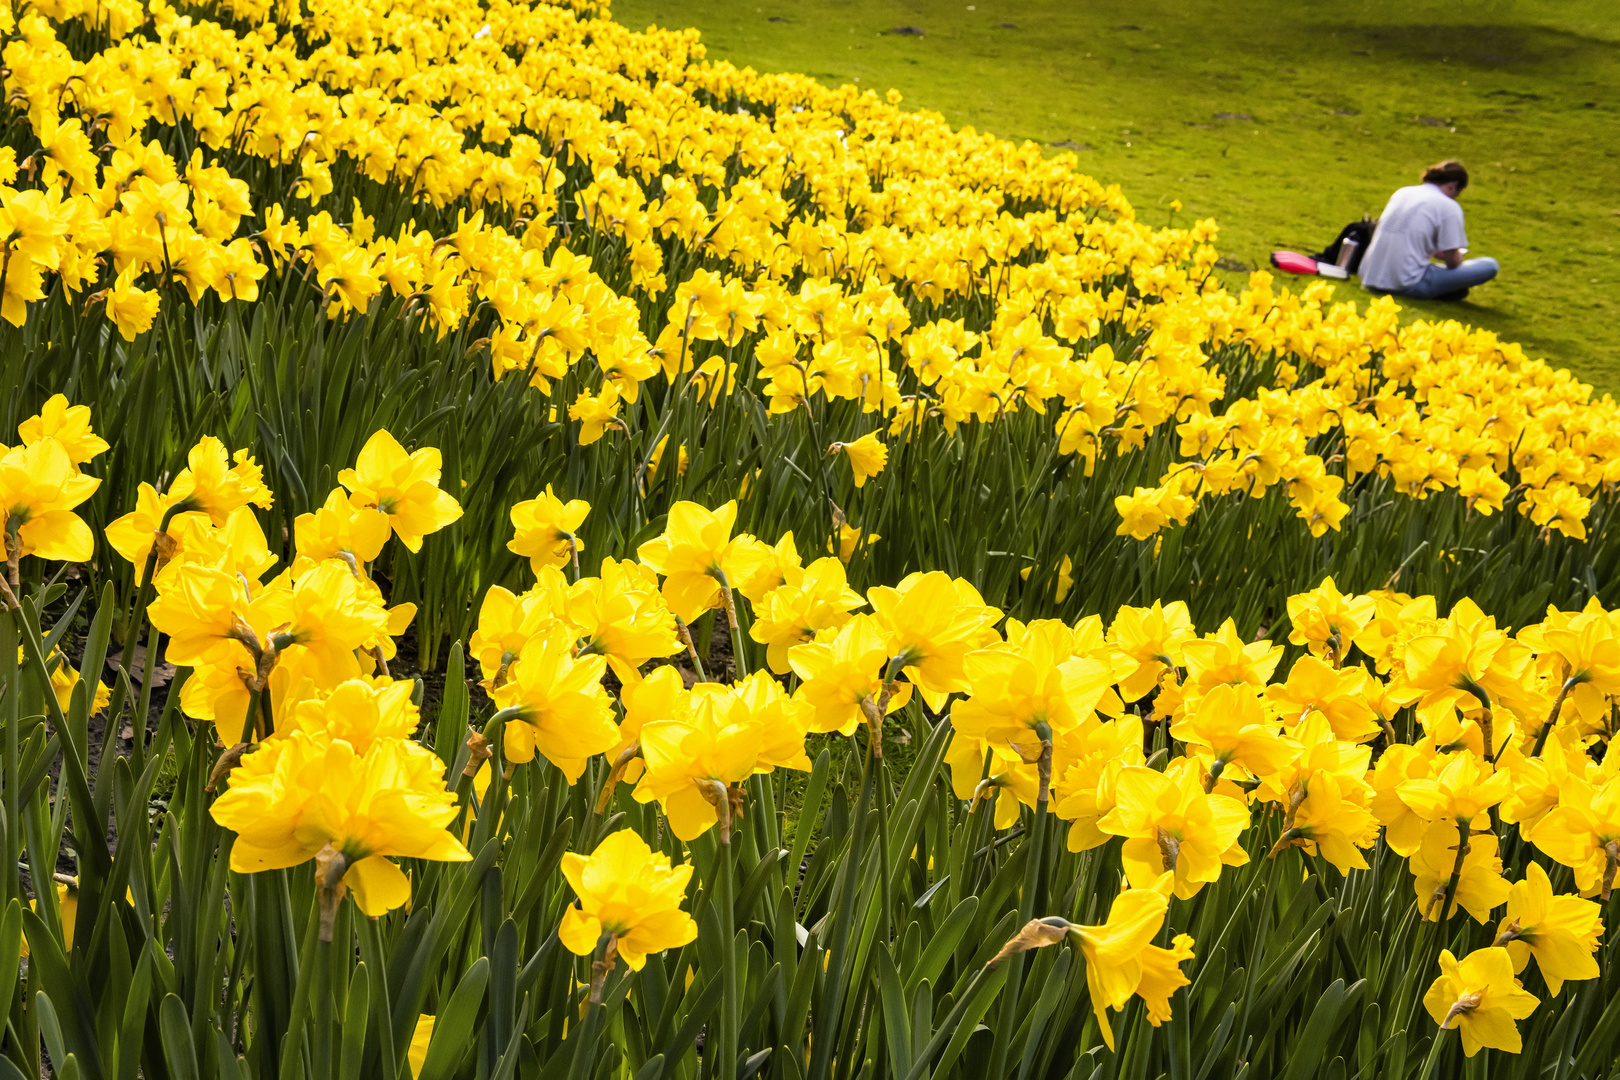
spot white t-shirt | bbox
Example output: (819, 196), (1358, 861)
(1358, 183), (1468, 291)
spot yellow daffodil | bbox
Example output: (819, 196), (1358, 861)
(636, 500), (766, 622)
(1068, 878), (1186, 1050)
(1285, 577), (1376, 663)
(1493, 862), (1602, 996)
(490, 623), (619, 782)
(292, 488), (392, 574)
(1096, 762), (1250, 898)
(280, 678), (420, 755)
(568, 558), (683, 684)
(749, 556), (864, 674)
(0, 437), (100, 563)
(338, 430), (464, 552)
(831, 431), (887, 487)
(1423, 947), (1539, 1056)
(558, 829), (697, 970)
(509, 485), (590, 573)
(633, 677), (809, 840)
(787, 613), (912, 737)
(166, 436), (274, 524)
(17, 395), (107, 465)
(1530, 775), (1620, 899)
(212, 732), (471, 915)
(1108, 601), (1196, 702)
(1171, 683), (1295, 785)
(953, 619), (1112, 766)
(867, 570), (1002, 710)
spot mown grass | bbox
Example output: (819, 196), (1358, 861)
(611, 0), (1620, 391)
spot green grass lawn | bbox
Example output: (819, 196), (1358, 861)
(610, 0), (1620, 391)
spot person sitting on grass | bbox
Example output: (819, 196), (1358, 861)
(1359, 159), (1499, 302)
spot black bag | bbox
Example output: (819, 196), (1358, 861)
(1313, 218), (1374, 275)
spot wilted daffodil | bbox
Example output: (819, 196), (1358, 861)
(558, 829), (697, 971)
(211, 731), (471, 915)
(338, 430), (464, 552)
(1423, 946), (1540, 1056)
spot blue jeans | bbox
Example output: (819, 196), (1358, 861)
(1386, 257), (1500, 300)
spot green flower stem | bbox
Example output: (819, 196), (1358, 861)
(1531, 674), (1586, 758)
(707, 779), (740, 1080)
(2, 612), (19, 902)
(988, 733), (1052, 1080)
(808, 734), (877, 1080)
(714, 573), (748, 680)
(564, 940), (611, 1080)
(357, 910), (398, 1078)
(1418, 1025), (1452, 1080)
(118, 500), (191, 718)
(1437, 817), (1471, 926)
(277, 888), (326, 1080)
(674, 617), (708, 682)
(874, 747), (895, 949)
(311, 936), (334, 1080)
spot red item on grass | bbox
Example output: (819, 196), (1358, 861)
(1270, 251), (1319, 275)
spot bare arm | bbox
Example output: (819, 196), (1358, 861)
(1434, 248), (1464, 270)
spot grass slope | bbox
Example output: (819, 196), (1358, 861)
(611, 0), (1620, 391)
